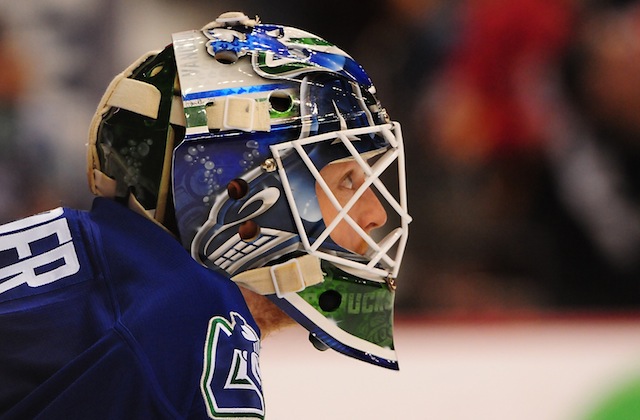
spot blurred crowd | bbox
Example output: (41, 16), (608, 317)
(1, 0), (639, 315)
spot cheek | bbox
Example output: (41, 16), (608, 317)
(315, 184), (367, 254)
(331, 187), (356, 207)
(315, 183), (336, 221)
(331, 220), (364, 252)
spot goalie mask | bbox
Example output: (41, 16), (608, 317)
(88, 12), (411, 370)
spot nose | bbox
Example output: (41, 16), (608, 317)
(359, 187), (387, 233)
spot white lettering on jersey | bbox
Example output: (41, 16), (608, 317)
(0, 208), (80, 295)
(200, 312), (264, 419)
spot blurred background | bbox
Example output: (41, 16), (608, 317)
(1, 0), (640, 418)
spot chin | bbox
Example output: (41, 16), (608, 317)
(239, 286), (296, 338)
(351, 241), (369, 256)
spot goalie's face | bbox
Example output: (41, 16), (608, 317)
(315, 160), (388, 255)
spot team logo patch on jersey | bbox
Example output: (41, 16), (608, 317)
(200, 312), (264, 419)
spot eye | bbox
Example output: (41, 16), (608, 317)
(339, 172), (354, 190)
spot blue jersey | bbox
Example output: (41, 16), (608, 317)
(0, 198), (264, 419)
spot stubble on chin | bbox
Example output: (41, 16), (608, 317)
(239, 286), (297, 338)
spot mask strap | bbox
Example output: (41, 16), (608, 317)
(231, 254), (323, 297)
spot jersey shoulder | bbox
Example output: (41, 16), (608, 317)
(0, 200), (265, 419)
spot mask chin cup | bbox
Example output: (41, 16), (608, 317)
(271, 261), (399, 370)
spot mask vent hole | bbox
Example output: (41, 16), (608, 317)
(318, 290), (342, 312)
(227, 178), (249, 199)
(149, 64), (164, 77)
(269, 91), (293, 113)
(214, 50), (238, 64)
(239, 220), (260, 242)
